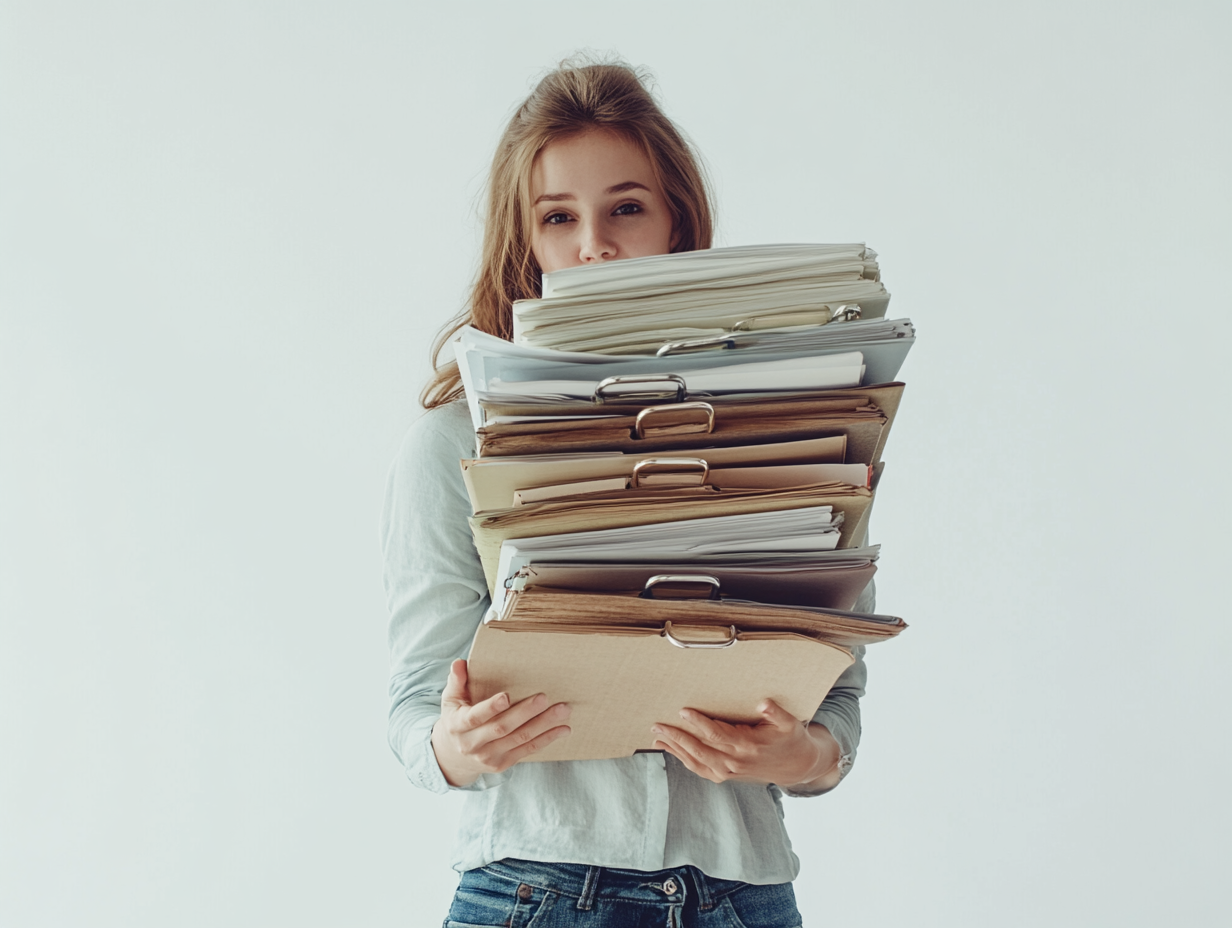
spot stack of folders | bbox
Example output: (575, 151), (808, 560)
(453, 243), (913, 762)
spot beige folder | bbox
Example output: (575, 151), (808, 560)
(520, 559), (877, 611)
(469, 482), (874, 594)
(507, 462), (871, 506)
(477, 382), (905, 465)
(467, 588), (905, 762)
(461, 433), (847, 513)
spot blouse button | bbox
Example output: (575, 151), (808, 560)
(663, 878), (679, 895)
(517, 883), (532, 901)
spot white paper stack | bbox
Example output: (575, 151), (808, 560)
(490, 509), (879, 613)
(454, 320), (915, 430)
(514, 243), (891, 353)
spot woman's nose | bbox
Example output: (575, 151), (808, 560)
(577, 220), (617, 263)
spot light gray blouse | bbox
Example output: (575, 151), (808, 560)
(382, 401), (869, 883)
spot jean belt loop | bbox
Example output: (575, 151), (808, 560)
(577, 866), (601, 911)
(688, 866), (715, 910)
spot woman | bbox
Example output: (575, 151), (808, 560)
(383, 59), (869, 928)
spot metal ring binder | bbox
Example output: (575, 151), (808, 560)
(662, 621), (737, 649)
(630, 458), (709, 489)
(633, 402), (715, 439)
(730, 304), (861, 332)
(641, 574), (722, 600)
(831, 303), (862, 322)
(654, 334), (736, 357)
(593, 374), (687, 404)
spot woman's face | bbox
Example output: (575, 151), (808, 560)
(528, 128), (675, 275)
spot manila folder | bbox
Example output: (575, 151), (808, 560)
(467, 621), (854, 763)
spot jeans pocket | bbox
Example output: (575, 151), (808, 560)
(446, 869), (559, 928)
(446, 874), (514, 928)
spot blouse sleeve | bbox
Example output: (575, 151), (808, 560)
(381, 403), (508, 793)
(782, 578), (874, 797)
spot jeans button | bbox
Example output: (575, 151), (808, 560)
(663, 878), (679, 895)
(517, 883), (532, 901)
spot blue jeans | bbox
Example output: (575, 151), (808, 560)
(444, 858), (803, 928)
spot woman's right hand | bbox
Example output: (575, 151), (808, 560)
(430, 659), (572, 787)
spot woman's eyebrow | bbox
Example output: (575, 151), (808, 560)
(534, 181), (651, 205)
(606, 181), (650, 195)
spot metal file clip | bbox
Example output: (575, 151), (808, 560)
(662, 621), (738, 650)
(633, 402), (715, 439)
(730, 303), (862, 332)
(630, 458), (709, 489)
(641, 574), (722, 601)
(593, 374), (686, 405)
(655, 334), (737, 357)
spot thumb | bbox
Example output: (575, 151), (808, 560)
(758, 698), (801, 733)
(441, 659), (472, 710)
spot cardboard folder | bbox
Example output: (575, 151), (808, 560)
(514, 558), (877, 611)
(476, 383), (905, 463)
(467, 587), (905, 762)
(469, 482), (875, 594)
(461, 434), (847, 513)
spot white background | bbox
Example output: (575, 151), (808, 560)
(2, 2), (1229, 926)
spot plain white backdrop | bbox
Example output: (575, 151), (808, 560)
(2, 2), (1229, 926)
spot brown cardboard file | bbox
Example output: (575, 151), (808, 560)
(466, 592), (863, 763)
(493, 589), (907, 648)
(477, 382), (905, 464)
(461, 434), (847, 514)
(521, 558), (877, 611)
(511, 462), (872, 506)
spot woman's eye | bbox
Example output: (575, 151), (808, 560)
(543, 212), (571, 225)
(613, 202), (642, 216)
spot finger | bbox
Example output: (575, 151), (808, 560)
(440, 659), (472, 710)
(462, 692), (551, 744)
(677, 707), (740, 746)
(455, 689), (512, 731)
(758, 699), (803, 733)
(482, 700), (572, 756)
(653, 724), (733, 773)
(654, 739), (724, 783)
(495, 722), (573, 768)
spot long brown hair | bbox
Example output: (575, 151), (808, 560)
(420, 58), (715, 408)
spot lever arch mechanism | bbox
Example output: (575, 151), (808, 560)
(593, 374), (687, 404)
(662, 621), (738, 649)
(633, 402), (715, 439)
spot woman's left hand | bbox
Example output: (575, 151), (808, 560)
(651, 700), (841, 791)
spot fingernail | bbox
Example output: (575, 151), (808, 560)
(651, 726), (663, 734)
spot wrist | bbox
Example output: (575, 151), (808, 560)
(794, 724), (842, 790)
(431, 717), (479, 788)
